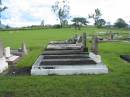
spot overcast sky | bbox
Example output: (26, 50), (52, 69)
(2, 0), (130, 27)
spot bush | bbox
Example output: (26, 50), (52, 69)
(53, 24), (61, 28)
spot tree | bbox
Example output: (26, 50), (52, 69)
(89, 8), (105, 28)
(114, 18), (127, 28)
(72, 17), (89, 30)
(52, 0), (70, 28)
(95, 19), (106, 28)
(0, 0), (7, 25)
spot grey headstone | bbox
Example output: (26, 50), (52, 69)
(91, 36), (98, 54)
(109, 31), (114, 40)
(21, 42), (28, 55)
(0, 40), (4, 58)
(77, 36), (82, 43)
(82, 32), (87, 50)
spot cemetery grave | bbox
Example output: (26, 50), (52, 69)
(0, 40), (28, 74)
(0, 41), (8, 73)
(31, 33), (108, 75)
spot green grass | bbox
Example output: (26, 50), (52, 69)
(0, 27), (130, 97)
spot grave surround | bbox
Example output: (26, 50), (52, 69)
(31, 33), (108, 75)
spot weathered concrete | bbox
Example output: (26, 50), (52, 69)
(43, 50), (88, 55)
(43, 54), (89, 59)
(47, 44), (82, 50)
(31, 65), (108, 75)
(31, 33), (108, 75)
(31, 55), (108, 75)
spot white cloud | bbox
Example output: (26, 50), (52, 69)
(2, 0), (130, 27)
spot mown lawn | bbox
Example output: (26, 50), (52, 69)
(0, 27), (130, 97)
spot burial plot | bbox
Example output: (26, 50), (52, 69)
(31, 33), (108, 75)
(5, 47), (20, 64)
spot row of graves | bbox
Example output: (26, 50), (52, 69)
(31, 33), (108, 75)
(97, 31), (130, 42)
(97, 31), (130, 63)
(0, 41), (28, 73)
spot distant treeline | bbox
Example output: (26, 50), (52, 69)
(0, 24), (129, 32)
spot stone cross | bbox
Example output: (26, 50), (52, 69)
(91, 36), (98, 54)
(21, 42), (28, 55)
(0, 40), (4, 58)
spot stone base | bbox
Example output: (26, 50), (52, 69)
(31, 56), (108, 75)
(47, 44), (82, 50)
(6, 55), (20, 64)
(31, 64), (108, 75)
(0, 57), (8, 73)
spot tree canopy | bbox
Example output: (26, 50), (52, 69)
(0, 0), (7, 25)
(72, 17), (88, 30)
(52, 0), (70, 28)
(89, 8), (106, 28)
(114, 18), (128, 28)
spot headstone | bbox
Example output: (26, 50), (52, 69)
(82, 32), (87, 51)
(4, 47), (11, 58)
(0, 40), (4, 58)
(91, 36), (98, 54)
(108, 31), (114, 40)
(89, 52), (101, 63)
(76, 36), (82, 43)
(0, 40), (8, 73)
(73, 34), (78, 43)
(21, 42), (28, 55)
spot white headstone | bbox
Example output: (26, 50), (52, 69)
(4, 47), (11, 58)
(0, 57), (8, 73)
(89, 52), (102, 63)
(0, 41), (4, 58)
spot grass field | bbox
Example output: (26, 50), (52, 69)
(0, 27), (130, 97)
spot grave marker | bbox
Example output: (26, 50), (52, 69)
(0, 40), (4, 58)
(91, 36), (98, 54)
(4, 47), (11, 58)
(21, 42), (28, 55)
